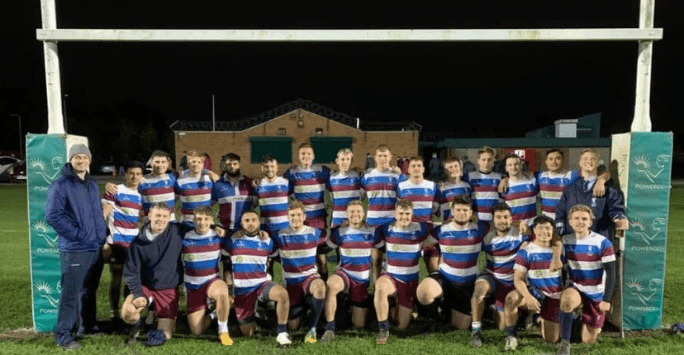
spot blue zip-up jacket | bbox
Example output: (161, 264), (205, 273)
(46, 164), (107, 252)
(124, 222), (191, 299)
(554, 177), (626, 240)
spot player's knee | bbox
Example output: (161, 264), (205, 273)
(559, 292), (579, 312)
(271, 286), (289, 304)
(505, 291), (520, 307)
(310, 279), (326, 299)
(326, 278), (344, 295)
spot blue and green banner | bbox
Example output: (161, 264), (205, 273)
(27, 134), (88, 332)
(611, 132), (673, 330)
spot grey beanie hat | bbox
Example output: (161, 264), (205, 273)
(68, 143), (92, 161)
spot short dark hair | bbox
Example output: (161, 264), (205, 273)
(223, 153), (241, 162)
(493, 202), (511, 215)
(261, 155), (277, 164)
(533, 215), (554, 228)
(125, 160), (145, 172)
(150, 150), (170, 160)
(449, 195), (472, 209)
(504, 153), (521, 164)
(545, 149), (564, 159)
(193, 205), (213, 217)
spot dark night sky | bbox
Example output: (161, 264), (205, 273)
(1, 1), (682, 154)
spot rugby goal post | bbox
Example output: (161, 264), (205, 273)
(35, 0), (667, 333)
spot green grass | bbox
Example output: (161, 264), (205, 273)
(1, 183), (684, 354)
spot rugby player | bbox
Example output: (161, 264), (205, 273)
(416, 196), (484, 331)
(470, 203), (529, 348)
(101, 160), (145, 325)
(328, 148), (363, 229)
(254, 155), (290, 235)
(503, 215), (563, 351)
(361, 145), (406, 227)
(464, 146), (502, 233)
(436, 157), (472, 223)
(271, 201), (326, 343)
(181, 206), (232, 346)
(557, 205), (617, 354)
(374, 199), (436, 344)
(321, 200), (383, 343)
(175, 150), (214, 225)
(500, 154), (539, 227)
(223, 210), (292, 346)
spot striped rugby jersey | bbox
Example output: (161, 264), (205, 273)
(397, 179), (437, 223)
(327, 225), (383, 285)
(361, 168), (407, 226)
(536, 170), (580, 220)
(181, 230), (221, 290)
(465, 171), (503, 222)
(327, 170), (363, 228)
(223, 232), (275, 296)
(381, 222), (434, 283)
(482, 226), (529, 285)
(436, 180), (472, 222)
(562, 232), (615, 302)
(102, 184), (143, 248)
(514, 243), (564, 299)
(211, 174), (254, 230)
(175, 170), (213, 223)
(284, 165), (330, 221)
(436, 221), (484, 286)
(502, 175), (539, 226)
(271, 226), (322, 286)
(138, 172), (177, 220)
(254, 177), (290, 233)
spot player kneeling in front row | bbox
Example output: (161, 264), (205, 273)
(181, 206), (232, 346)
(502, 215), (563, 351)
(557, 205), (616, 355)
(271, 201), (327, 343)
(223, 210), (292, 346)
(416, 196), (484, 331)
(321, 201), (383, 344)
(374, 199), (435, 344)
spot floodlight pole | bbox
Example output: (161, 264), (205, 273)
(631, 0), (655, 132)
(40, 0), (65, 134)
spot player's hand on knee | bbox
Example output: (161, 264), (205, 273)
(524, 295), (541, 313)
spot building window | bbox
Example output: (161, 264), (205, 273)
(309, 136), (353, 163)
(278, 128), (286, 136)
(249, 136), (293, 163)
(315, 128), (323, 135)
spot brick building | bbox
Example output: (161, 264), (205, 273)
(172, 99), (420, 177)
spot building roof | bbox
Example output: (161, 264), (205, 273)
(170, 99), (421, 132)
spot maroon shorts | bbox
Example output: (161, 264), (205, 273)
(336, 269), (370, 305)
(234, 281), (276, 324)
(142, 286), (179, 319)
(572, 287), (606, 329)
(382, 273), (418, 309)
(186, 278), (222, 314)
(540, 298), (561, 323)
(422, 245), (440, 259)
(477, 273), (515, 313)
(286, 273), (320, 307)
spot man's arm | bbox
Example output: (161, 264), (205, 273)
(370, 248), (381, 288)
(592, 169), (612, 197)
(549, 234), (564, 272)
(513, 270), (541, 312)
(45, 182), (80, 241)
(554, 190), (570, 236)
(606, 187), (628, 230)
(123, 243), (145, 299)
(600, 261), (617, 313)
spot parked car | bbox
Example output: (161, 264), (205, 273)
(98, 161), (116, 175)
(9, 160), (26, 183)
(0, 156), (21, 182)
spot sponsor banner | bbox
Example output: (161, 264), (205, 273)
(614, 132), (672, 330)
(27, 134), (88, 332)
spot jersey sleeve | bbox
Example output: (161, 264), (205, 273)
(210, 181), (220, 202)
(513, 249), (529, 273)
(600, 237), (616, 263)
(102, 191), (116, 206)
(398, 173), (408, 183)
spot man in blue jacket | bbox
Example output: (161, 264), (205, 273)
(554, 149), (629, 240)
(46, 143), (107, 350)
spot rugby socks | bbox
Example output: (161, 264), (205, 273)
(277, 324), (287, 335)
(425, 298), (441, 322)
(559, 311), (574, 342)
(309, 298), (325, 330)
(378, 321), (390, 331)
(471, 321), (482, 332)
(505, 325), (517, 337)
(325, 321), (335, 331)
(218, 320), (229, 333)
